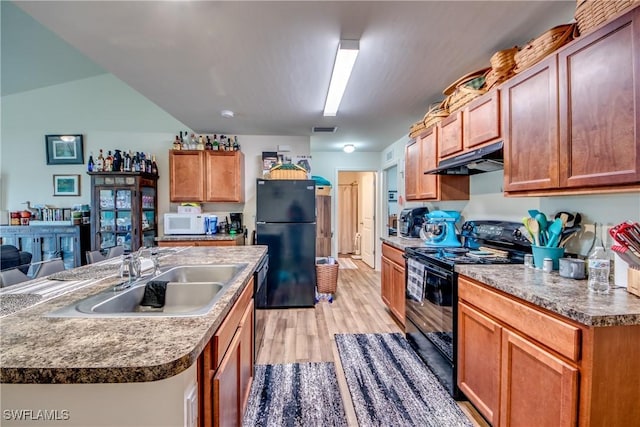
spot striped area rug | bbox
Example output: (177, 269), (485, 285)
(335, 333), (473, 427)
(243, 362), (348, 427)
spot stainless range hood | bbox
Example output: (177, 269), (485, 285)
(425, 141), (504, 175)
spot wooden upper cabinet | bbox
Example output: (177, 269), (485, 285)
(502, 56), (560, 192)
(170, 151), (206, 202)
(464, 89), (500, 150)
(438, 110), (464, 159)
(558, 8), (640, 188)
(405, 139), (420, 200)
(204, 151), (245, 203)
(418, 127), (439, 199)
(169, 150), (244, 203)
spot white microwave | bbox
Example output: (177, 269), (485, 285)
(164, 213), (206, 235)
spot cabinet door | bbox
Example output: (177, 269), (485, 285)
(502, 56), (560, 192)
(381, 256), (393, 307)
(205, 152), (244, 203)
(405, 140), (420, 200)
(214, 331), (241, 427)
(418, 128), (439, 200)
(57, 233), (79, 269)
(391, 262), (405, 326)
(464, 89), (500, 150)
(458, 302), (502, 426)
(559, 8), (640, 187)
(438, 111), (464, 159)
(500, 329), (578, 427)
(239, 300), (254, 415)
(170, 151), (205, 202)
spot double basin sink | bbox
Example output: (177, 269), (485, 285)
(47, 264), (247, 318)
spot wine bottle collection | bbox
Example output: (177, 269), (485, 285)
(172, 131), (240, 152)
(87, 149), (158, 175)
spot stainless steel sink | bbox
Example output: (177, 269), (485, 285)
(47, 264), (247, 318)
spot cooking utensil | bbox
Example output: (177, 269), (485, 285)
(559, 228), (580, 248)
(528, 209), (541, 218)
(546, 218), (564, 247)
(535, 213), (548, 246)
(519, 225), (534, 243)
(527, 217), (541, 246)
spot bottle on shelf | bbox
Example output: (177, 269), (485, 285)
(233, 136), (239, 151)
(146, 153), (152, 174)
(124, 151), (132, 172)
(87, 152), (95, 172)
(588, 225), (610, 294)
(113, 149), (123, 172)
(105, 151), (114, 172)
(133, 152), (141, 172)
(205, 135), (213, 150)
(151, 155), (158, 175)
(96, 149), (105, 172)
(173, 135), (182, 150)
(197, 135), (205, 151)
(190, 133), (197, 149)
(213, 134), (219, 151)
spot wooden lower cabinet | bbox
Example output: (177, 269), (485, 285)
(500, 329), (578, 427)
(381, 243), (405, 326)
(459, 275), (640, 427)
(200, 278), (254, 427)
(458, 302), (501, 426)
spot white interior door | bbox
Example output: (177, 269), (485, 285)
(361, 173), (375, 268)
(338, 185), (355, 254)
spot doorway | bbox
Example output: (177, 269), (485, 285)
(337, 171), (376, 269)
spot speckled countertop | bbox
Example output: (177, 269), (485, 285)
(457, 264), (640, 327)
(0, 246), (267, 384)
(156, 234), (243, 241)
(380, 235), (423, 251)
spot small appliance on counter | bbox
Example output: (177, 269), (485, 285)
(420, 210), (462, 247)
(399, 207), (429, 237)
(229, 212), (243, 234)
(163, 213), (207, 235)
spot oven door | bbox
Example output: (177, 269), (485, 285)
(405, 257), (459, 398)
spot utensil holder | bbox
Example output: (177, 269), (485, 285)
(531, 245), (565, 270)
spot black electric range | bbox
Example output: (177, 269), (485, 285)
(404, 220), (531, 399)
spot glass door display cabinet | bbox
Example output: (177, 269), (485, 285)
(88, 172), (158, 252)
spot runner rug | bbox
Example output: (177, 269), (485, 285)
(335, 333), (473, 427)
(243, 362), (348, 427)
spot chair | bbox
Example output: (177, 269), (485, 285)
(0, 245), (33, 274)
(31, 258), (66, 279)
(0, 268), (31, 287)
(86, 250), (107, 264)
(106, 246), (125, 259)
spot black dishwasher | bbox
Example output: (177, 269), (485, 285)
(254, 255), (268, 361)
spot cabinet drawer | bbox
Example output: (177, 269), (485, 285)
(213, 278), (254, 370)
(382, 243), (404, 266)
(459, 277), (581, 362)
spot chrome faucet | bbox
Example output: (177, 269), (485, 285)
(117, 253), (141, 289)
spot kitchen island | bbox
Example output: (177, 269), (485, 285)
(0, 245), (267, 426)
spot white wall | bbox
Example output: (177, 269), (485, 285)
(0, 74), (187, 216)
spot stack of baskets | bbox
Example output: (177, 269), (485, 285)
(575, 0), (638, 36)
(514, 23), (576, 74)
(485, 47), (518, 90)
(443, 68), (490, 113)
(422, 100), (449, 129)
(267, 163), (308, 180)
(409, 119), (427, 139)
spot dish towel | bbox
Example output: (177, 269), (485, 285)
(406, 258), (426, 302)
(140, 280), (169, 308)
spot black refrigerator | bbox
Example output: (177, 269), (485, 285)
(256, 179), (316, 308)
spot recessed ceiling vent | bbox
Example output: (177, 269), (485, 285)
(312, 126), (337, 133)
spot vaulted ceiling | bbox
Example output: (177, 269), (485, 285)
(5, 1), (577, 152)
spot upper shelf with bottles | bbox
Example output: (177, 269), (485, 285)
(87, 149), (159, 176)
(173, 131), (241, 152)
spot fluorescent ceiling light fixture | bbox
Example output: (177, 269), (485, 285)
(343, 144), (355, 153)
(323, 40), (359, 117)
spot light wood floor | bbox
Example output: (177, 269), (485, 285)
(256, 256), (489, 427)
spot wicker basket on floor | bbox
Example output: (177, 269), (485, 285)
(316, 262), (339, 294)
(513, 23), (576, 74)
(575, 0), (638, 36)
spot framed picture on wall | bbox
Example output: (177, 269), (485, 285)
(45, 134), (84, 165)
(53, 174), (80, 196)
